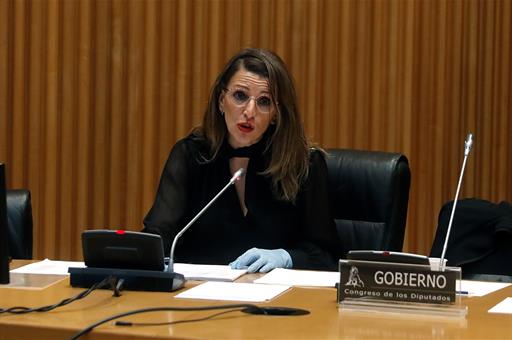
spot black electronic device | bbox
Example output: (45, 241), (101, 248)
(347, 250), (430, 265)
(82, 230), (165, 271)
(68, 266), (185, 292)
(0, 163), (9, 284)
(69, 230), (185, 292)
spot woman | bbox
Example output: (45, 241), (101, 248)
(143, 48), (339, 272)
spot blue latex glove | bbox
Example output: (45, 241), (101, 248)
(230, 248), (293, 273)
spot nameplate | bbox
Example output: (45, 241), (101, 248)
(338, 260), (457, 305)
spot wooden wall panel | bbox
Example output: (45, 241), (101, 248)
(1, 0), (510, 260)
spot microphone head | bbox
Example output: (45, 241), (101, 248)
(231, 168), (246, 183)
(464, 133), (474, 156)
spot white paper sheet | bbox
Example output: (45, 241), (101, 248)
(11, 260), (246, 282)
(10, 259), (86, 275)
(254, 268), (339, 287)
(488, 297), (512, 314)
(459, 280), (511, 297)
(174, 263), (247, 282)
(175, 281), (290, 302)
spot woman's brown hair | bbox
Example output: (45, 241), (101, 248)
(195, 48), (310, 202)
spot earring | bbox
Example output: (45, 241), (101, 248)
(220, 111), (224, 116)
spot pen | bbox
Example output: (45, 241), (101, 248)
(457, 290), (469, 295)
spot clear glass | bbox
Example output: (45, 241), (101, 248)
(337, 259), (467, 318)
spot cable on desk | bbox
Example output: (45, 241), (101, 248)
(72, 303), (259, 339)
(71, 303), (310, 339)
(115, 308), (244, 326)
(0, 276), (121, 314)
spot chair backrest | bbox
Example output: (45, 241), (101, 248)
(6, 189), (33, 259)
(326, 149), (411, 257)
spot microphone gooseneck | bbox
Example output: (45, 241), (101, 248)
(167, 168), (246, 273)
(439, 133), (474, 270)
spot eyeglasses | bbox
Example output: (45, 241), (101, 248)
(224, 88), (274, 114)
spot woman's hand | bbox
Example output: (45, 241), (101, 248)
(230, 248), (292, 273)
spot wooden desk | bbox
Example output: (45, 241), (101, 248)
(1, 261), (511, 339)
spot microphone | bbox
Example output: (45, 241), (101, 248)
(439, 133), (474, 269)
(69, 168), (246, 293)
(464, 133), (473, 156)
(167, 168), (246, 273)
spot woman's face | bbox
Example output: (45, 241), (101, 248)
(219, 67), (276, 149)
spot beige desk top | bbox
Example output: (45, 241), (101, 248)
(1, 260), (511, 339)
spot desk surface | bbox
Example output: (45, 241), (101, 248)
(1, 261), (511, 339)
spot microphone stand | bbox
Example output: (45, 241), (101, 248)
(167, 168), (245, 273)
(439, 133), (473, 270)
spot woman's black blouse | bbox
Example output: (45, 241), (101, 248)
(143, 134), (339, 271)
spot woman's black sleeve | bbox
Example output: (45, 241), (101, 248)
(142, 141), (190, 254)
(286, 150), (340, 271)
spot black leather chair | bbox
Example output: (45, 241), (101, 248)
(6, 189), (33, 259)
(326, 149), (411, 258)
(430, 198), (512, 282)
